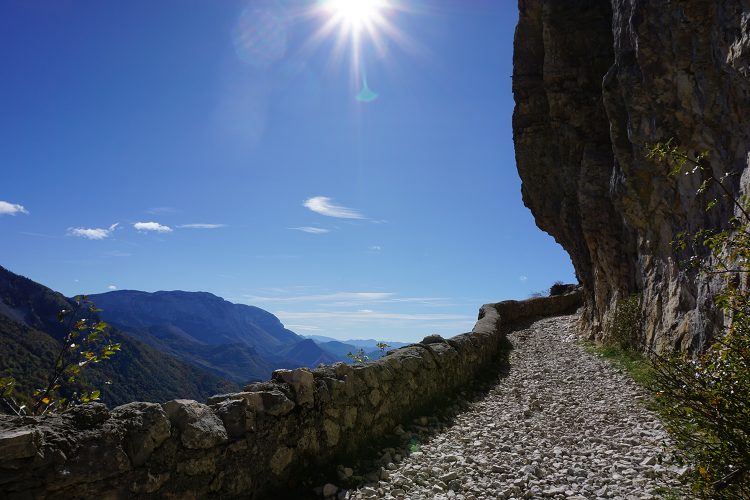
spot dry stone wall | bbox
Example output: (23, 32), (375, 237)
(0, 292), (581, 499)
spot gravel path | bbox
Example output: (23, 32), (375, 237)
(334, 315), (687, 500)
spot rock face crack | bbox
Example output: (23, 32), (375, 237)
(347, 315), (686, 500)
(513, 0), (750, 353)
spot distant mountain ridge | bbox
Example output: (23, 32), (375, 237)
(0, 265), (413, 410)
(0, 266), (237, 407)
(90, 290), (300, 349)
(89, 289), (339, 382)
(304, 334), (411, 360)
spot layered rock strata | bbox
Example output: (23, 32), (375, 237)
(0, 292), (581, 499)
(513, 0), (750, 352)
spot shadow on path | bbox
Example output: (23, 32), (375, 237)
(287, 320), (540, 499)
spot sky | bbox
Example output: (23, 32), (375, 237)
(0, 0), (575, 342)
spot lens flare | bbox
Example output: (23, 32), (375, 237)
(325, 0), (387, 32)
(233, 5), (288, 69)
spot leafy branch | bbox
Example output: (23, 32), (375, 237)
(646, 139), (750, 498)
(0, 296), (120, 416)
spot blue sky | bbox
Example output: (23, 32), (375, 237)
(0, 0), (575, 342)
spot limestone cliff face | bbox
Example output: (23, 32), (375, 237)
(513, 0), (750, 352)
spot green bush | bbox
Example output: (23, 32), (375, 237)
(647, 140), (750, 498)
(607, 294), (642, 351)
(0, 295), (120, 415)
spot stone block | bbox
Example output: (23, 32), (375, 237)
(0, 428), (42, 460)
(111, 402), (171, 466)
(215, 398), (247, 438)
(273, 368), (315, 407)
(270, 445), (294, 475)
(162, 399), (228, 450)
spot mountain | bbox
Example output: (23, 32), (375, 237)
(0, 266), (237, 408)
(277, 338), (338, 367)
(89, 290), (339, 381)
(340, 338), (411, 350)
(304, 335), (411, 362)
(304, 334), (410, 350)
(89, 290), (300, 350)
(316, 340), (359, 358)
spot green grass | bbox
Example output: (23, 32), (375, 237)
(653, 486), (685, 500)
(581, 341), (656, 388)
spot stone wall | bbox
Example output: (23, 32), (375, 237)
(0, 292), (581, 499)
(513, 0), (750, 353)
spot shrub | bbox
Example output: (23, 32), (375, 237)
(646, 140), (750, 498)
(606, 294), (642, 351)
(0, 295), (120, 415)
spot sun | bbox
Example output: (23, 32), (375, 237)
(312, 0), (407, 102)
(323, 0), (389, 34)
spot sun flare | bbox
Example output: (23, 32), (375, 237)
(324, 0), (388, 33)
(313, 0), (408, 102)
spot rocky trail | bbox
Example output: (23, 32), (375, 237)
(320, 315), (687, 500)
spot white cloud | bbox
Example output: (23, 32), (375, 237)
(108, 285), (117, 290)
(289, 226), (330, 234)
(519, 275), (528, 282)
(276, 310), (473, 322)
(369, 245), (382, 251)
(303, 196), (365, 219)
(241, 292), (452, 309)
(68, 223), (119, 240)
(0, 201), (29, 216)
(134, 221), (173, 233)
(177, 223), (226, 229)
(243, 292), (394, 303)
(285, 324), (322, 332)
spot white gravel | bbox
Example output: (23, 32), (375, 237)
(332, 315), (687, 500)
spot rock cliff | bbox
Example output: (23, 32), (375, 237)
(513, 0), (750, 352)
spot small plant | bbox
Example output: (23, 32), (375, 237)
(346, 348), (369, 364)
(375, 341), (390, 354)
(606, 294), (642, 351)
(0, 295), (120, 415)
(581, 341), (655, 388)
(646, 140), (750, 498)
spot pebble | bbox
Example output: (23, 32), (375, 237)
(339, 315), (688, 499)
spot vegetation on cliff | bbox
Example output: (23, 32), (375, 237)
(644, 141), (750, 498)
(587, 141), (750, 498)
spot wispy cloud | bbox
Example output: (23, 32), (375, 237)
(289, 226), (330, 234)
(369, 245), (382, 251)
(242, 291), (451, 309)
(519, 275), (528, 282)
(108, 285), (117, 290)
(243, 291), (395, 303)
(134, 221), (173, 233)
(285, 324), (323, 332)
(276, 310), (473, 322)
(304, 196), (365, 219)
(68, 223), (119, 240)
(177, 223), (226, 229)
(0, 201), (29, 216)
